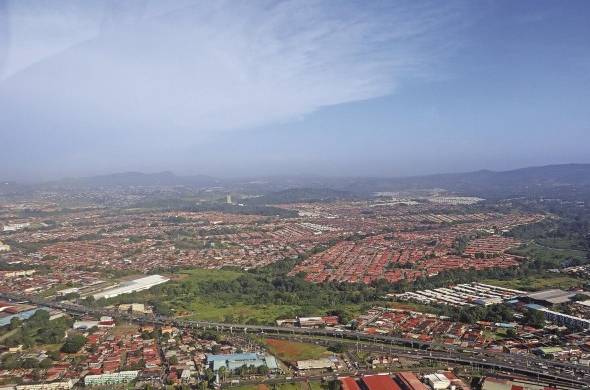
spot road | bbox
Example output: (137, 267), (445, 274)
(2, 292), (590, 388)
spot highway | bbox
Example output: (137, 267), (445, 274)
(2, 292), (590, 388)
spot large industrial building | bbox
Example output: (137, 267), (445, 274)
(206, 353), (279, 372)
(84, 371), (139, 386)
(521, 289), (577, 306)
(92, 275), (169, 300)
(526, 303), (590, 330)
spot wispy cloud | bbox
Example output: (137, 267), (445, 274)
(0, 0), (466, 177)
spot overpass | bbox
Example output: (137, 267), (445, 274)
(1, 292), (589, 388)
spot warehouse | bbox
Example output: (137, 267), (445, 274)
(423, 373), (451, 390)
(84, 371), (139, 386)
(206, 353), (278, 372)
(521, 289), (576, 307)
(93, 275), (169, 299)
(295, 358), (334, 370)
(395, 372), (428, 390)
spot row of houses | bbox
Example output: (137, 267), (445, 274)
(339, 371), (466, 390)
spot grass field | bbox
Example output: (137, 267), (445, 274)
(262, 338), (331, 363)
(186, 301), (301, 323)
(509, 242), (587, 266)
(164, 269), (303, 322)
(534, 237), (587, 251)
(482, 274), (584, 291)
(173, 268), (244, 283)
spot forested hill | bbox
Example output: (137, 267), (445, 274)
(5, 163), (590, 202)
(335, 163), (590, 200)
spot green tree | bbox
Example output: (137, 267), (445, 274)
(39, 358), (53, 369)
(256, 365), (269, 376)
(524, 310), (546, 328)
(9, 317), (22, 330)
(61, 334), (86, 353)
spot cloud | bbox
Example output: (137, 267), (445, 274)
(0, 0), (465, 177)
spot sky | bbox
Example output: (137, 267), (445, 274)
(0, 0), (589, 181)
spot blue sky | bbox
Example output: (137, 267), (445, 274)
(0, 0), (589, 180)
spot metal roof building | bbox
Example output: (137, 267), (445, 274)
(206, 353), (278, 372)
(522, 289), (576, 306)
(395, 372), (428, 390)
(92, 274), (169, 299)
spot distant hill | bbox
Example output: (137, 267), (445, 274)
(336, 163), (590, 200)
(6, 163), (590, 202)
(0, 181), (33, 197)
(45, 171), (220, 188)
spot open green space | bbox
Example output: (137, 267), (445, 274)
(510, 241), (586, 267)
(534, 237), (587, 251)
(1, 310), (73, 349)
(175, 268), (244, 283)
(186, 301), (301, 323)
(99, 260), (372, 325)
(482, 274), (584, 291)
(261, 338), (331, 363)
(168, 269), (305, 322)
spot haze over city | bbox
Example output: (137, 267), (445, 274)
(1, 0), (589, 181)
(4, 2), (590, 390)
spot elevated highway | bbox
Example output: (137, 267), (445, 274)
(2, 292), (589, 388)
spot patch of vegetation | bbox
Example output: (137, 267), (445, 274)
(98, 258), (378, 323)
(131, 198), (298, 218)
(2, 310), (72, 348)
(262, 338), (330, 363)
(508, 242), (587, 268)
(482, 274), (584, 291)
(61, 334), (86, 353)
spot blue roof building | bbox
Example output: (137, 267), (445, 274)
(0, 308), (41, 327)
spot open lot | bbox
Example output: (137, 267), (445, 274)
(172, 268), (244, 283)
(482, 274), (583, 291)
(509, 241), (587, 266)
(262, 338), (331, 363)
(186, 301), (301, 323)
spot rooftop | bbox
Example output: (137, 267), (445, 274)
(362, 375), (401, 390)
(525, 289), (575, 304)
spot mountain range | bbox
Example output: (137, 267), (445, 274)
(2, 163), (590, 202)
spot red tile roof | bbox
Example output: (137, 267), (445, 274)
(362, 375), (401, 390)
(340, 377), (361, 390)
